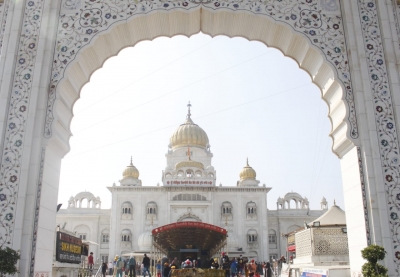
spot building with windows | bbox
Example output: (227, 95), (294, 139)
(56, 106), (327, 263)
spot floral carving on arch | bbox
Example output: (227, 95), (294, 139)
(177, 212), (202, 222)
(44, 0), (358, 146)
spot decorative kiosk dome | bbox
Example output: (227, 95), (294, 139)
(240, 159), (257, 180)
(120, 157), (142, 186)
(170, 103), (209, 150)
(237, 158), (259, 187)
(123, 158), (139, 179)
(138, 231), (152, 251)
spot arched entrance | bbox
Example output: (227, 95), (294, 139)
(152, 222), (227, 261)
(0, 1), (398, 276)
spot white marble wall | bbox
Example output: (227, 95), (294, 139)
(1, 0), (400, 276)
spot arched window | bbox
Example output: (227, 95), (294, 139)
(122, 202), (133, 214)
(221, 202), (233, 215)
(287, 225), (301, 233)
(186, 170), (193, 178)
(74, 224), (90, 241)
(177, 171), (184, 177)
(146, 201), (157, 220)
(102, 229), (110, 243)
(247, 229), (258, 243)
(146, 202), (157, 214)
(121, 202), (133, 219)
(246, 201), (257, 215)
(195, 171), (202, 177)
(268, 229), (277, 244)
(121, 229), (131, 242)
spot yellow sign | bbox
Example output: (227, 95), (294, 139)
(60, 242), (82, 254)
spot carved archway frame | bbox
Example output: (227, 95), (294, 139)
(1, 0), (400, 276)
(177, 212), (202, 222)
(45, 0), (358, 158)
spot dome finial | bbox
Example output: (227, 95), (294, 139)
(130, 156), (133, 166)
(246, 157), (249, 167)
(187, 145), (191, 160)
(187, 101), (192, 119)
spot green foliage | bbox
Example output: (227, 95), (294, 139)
(362, 244), (387, 264)
(0, 247), (20, 277)
(361, 245), (388, 277)
(362, 263), (388, 277)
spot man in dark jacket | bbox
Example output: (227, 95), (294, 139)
(221, 252), (230, 277)
(237, 255), (244, 276)
(129, 255), (136, 277)
(143, 254), (152, 277)
(196, 257), (202, 268)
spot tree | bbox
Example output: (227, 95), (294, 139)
(0, 247), (20, 277)
(361, 244), (388, 277)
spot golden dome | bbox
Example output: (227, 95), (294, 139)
(240, 158), (256, 180)
(123, 158), (139, 179)
(170, 103), (209, 150)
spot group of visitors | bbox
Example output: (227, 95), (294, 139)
(96, 253), (286, 277)
(205, 253), (274, 277)
(99, 253), (150, 277)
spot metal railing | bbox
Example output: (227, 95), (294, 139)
(77, 267), (100, 277)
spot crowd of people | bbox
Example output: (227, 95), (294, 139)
(98, 253), (287, 277)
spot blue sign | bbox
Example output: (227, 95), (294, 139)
(301, 268), (328, 277)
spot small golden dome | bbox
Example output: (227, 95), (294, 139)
(123, 157), (139, 179)
(170, 103), (209, 150)
(240, 158), (256, 180)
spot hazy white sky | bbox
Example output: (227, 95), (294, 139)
(58, 33), (344, 211)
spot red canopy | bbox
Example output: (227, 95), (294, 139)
(287, 245), (296, 252)
(152, 222), (227, 254)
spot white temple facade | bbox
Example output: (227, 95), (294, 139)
(56, 107), (327, 263)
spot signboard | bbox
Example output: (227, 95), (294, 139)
(166, 180), (214, 186)
(301, 268), (328, 277)
(55, 231), (82, 264)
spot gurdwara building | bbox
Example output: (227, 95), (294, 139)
(56, 108), (328, 263)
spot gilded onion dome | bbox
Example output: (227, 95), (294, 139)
(170, 103), (209, 150)
(123, 157), (139, 179)
(240, 158), (257, 180)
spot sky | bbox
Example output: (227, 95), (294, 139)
(58, 33), (344, 211)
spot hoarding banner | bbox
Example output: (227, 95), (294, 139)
(55, 231), (82, 264)
(301, 268), (328, 277)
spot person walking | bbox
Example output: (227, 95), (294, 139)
(265, 262), (272, 277)
(156, 260), (162, 277)
(221, 252), (230, 277)
(101, 262), (108, 277)
(113, 256), (119, 277)
(109, 260), (114, 275)
(142, 254), (152, 277)
(248, 260), (256, 277)
(230, 258), (237, 277)
(88, 252), (94, 273)
(163, 263), (171, 277)
(129, 255), (137, 277)
(116, 257), (124, 277)
(237, 255), (244, 276)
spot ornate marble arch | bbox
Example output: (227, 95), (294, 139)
(44, 0), (358, 156)
(1, 0), (400, 275)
